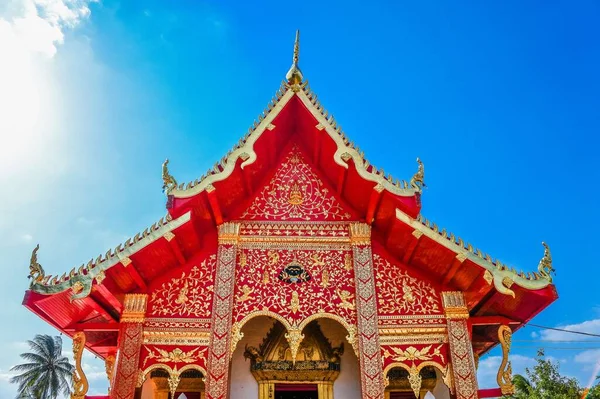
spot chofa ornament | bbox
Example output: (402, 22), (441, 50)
(28, 244), (45, 287)
(538, 242), (554, 282)
(410, 157), (426, 192)
(162, 158), (178, 194)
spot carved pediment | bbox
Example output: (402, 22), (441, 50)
(244, 320), (343, 382)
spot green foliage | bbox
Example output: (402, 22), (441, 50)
(10, 335), (74, 399)
(512, 350), (596, 399)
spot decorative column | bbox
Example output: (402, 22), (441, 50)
(71, 331), (89, 399)
(317, 381), (334, 399)
(442, 291), (479, 399)
(497, 325), (515, 395)
(111, 294), (148, 399)
(105, 353), (116, 395)
(205, 222), (240, 399)
(350, 223), (385, 399)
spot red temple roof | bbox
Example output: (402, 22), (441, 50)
(23, 33), (557, 359)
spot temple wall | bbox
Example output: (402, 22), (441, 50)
(140, 378), (156, 399)
(431, 369), (451, 399)
(318, 319), (361, 399)
(229, 317), (276, 398)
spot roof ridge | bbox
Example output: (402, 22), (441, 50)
(29, 212), (191, 299)
(400, 210), (555, 297)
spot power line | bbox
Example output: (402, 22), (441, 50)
(512, 346), (600, 350)
(525, 323), (600, 338)
(514, 339), (600, 343)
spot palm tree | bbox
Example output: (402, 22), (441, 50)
(10, 334), (74, 399)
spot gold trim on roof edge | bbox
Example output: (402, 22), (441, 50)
(28, 212), (191, 298)
(296, 86), (419, 196)
(396, 209), (554, 297)
(169, 82), (294, 198)
(168, 81), (420, 199)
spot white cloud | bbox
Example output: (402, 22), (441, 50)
(76, 216), (96, 225)
(477, 354), (537, 388)
(574, 349), (600, 365)
(0, 0), (94, 165)
(538, 319), (600, 341)
(20, 233), (33, 242)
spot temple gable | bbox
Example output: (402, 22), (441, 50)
(238, 144), (355, 222)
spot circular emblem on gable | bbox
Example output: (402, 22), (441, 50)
(278, 261), (311, 284)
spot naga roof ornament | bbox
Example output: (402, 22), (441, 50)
(410, 157), (426, 193)
(162, 158), (177, 195)
(28, 244), (45, 288)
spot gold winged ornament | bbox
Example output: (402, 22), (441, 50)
(28, 244), (45, 287)
(162, 159), (178, 194)
(410, 157), (426, 192)
(538, 242), (555, 282)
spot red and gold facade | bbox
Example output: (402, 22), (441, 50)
(23, 33), (557, 399)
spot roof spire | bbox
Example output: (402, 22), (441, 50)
(286, 30), (303, 86)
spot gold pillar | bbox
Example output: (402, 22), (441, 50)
(111, 294), (148, 399)
(258, 381), (274, 399)
(317, 382), (334, 399)
(205, 222), (240, 399)
(442, 291), (478, 399)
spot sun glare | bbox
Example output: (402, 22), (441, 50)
(0, 20), (47, 171)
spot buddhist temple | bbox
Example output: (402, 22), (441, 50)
(23, 31), (558, 399)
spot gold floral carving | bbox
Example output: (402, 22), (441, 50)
(320, 268), (330, 288)
(345, 325), (359, 356)
(335, 288), (355, 310)
(143, 346), (206, 367)
(230, 322), (244, 358)
(285, 326), (305, 364)
(143, 331), (210, 346)
(70, 332), (88, 399)
(240, 146), (352, 221)
(290, 291), (300, 314)
(168, 371), (180, 399)
(498, 325), (516, 395)
(105, 354), (115, 395)
(236, 285), (255, 303)
(149, 258), (215, 318)
(408, 365), (422, 398)
(232, 249), (357, 327)
(374, 254), (441, 315)
(383, 344), (445, 363)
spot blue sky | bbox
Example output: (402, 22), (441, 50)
(1, 0), (599, 396)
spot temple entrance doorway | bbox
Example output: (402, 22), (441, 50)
(275, 383), (318, 399)
(229, 316), (360, 399)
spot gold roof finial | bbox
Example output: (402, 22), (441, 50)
(286, 30), (303, 86)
